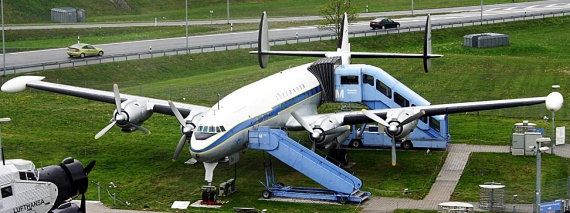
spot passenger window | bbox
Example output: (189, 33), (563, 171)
(429, 117), (441, 132)
(220, 126), (226, 132)
(1, 186), (12, 198)
(340, 75), (359, 85)
(375, 80), (392, 98)
(363, 74), (374, 86)
(394, 92), (409, 107)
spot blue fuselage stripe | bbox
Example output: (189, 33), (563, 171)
(191, 86), (322, 153)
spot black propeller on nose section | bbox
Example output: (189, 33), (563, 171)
(95, 84), (150, 139)
(361, 109), (425, 166)
(168, 101), (195, 161)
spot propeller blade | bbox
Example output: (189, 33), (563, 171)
(391, 135), (397, 166)
(112, 84), (122, 113)
(132, 124), (151, 134)
(83, 160), (96, 174)
(361, 109), (390, 127)
(168, 100), (187, 126)
(291, 111), (313, 134)
(80, 193), (86, 213)
(400, 110), (425, 126)
(323, 125), (350, 135)
(173, 134), (187, 161)
(95, 121), (116, 139)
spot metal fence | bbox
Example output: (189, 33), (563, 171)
(1, 10), (568, 74)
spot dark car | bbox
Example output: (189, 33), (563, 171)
(370, 18), (400, 30)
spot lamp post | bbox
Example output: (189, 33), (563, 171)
(550, 85), (560, 154)
(0, 117), (11, 165)
(185, 0), (188, 54)
(480, 0), (484, 25)
(535, 137), (551, 213)
(227, 0), (230, 24)
(2, 0), (6, 77)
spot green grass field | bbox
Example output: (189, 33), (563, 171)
(4, 0), (541, 24)
(0, 16), (569, 212)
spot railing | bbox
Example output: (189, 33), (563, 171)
(1, 10), (568, 74)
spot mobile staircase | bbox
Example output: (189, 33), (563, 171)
(248, 126), (370, 204)
(308, 58), (450, 149)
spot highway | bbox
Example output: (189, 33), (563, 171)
(0, 0), (569, 74)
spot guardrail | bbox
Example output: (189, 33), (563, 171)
(1, 10), (568, 74)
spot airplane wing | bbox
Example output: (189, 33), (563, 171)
(1, 76), (210, 117)
(342, 96), (548, 125)
(286, 95), (553, 128)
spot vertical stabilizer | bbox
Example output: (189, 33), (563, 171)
(258, 11), (270, 68)
(423, 14), (432, 73)
(338, 13), (351, 65)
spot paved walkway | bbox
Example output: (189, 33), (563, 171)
(79, 143), (570, 213)
(362, 143), (570, 212)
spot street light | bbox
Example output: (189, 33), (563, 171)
(535, 137), (551, 213)
(0, 117), (11, 165)
(2, 0), (6, 77)
(480, 0), (484, 25)
(185, 0), (189, 54)
(550, 85), (560, 154)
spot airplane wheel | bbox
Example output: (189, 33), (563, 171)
(209, 191), (217, 202)
(338, 196), (348, 204)
(350, 139), (362, 148)
(262, 190), (272, 199)
(402, 141), (413, 150)
(202, 191), (209, 202)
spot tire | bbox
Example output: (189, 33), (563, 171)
(401, 141), (413, 150)
(380, 26), (384, 30)
(350, 139), (362, 148)
(371, 27), (376, 30)
(338, 196), (348, 204)
(98, 51), (104, 56)
(79, 53), (85, 58)
(261, 190), (272, 199)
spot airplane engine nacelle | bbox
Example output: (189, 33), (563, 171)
(116, 99), (153, 132)
(384, 109), (420, 140)
(308, 116), (349, 148)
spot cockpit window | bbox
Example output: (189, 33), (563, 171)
(197, 125), (227, 133)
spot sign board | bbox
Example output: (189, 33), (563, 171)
(556, 127), (565, 145)
(540, 200), (562, 213)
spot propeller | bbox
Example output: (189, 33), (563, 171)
(361, 109), (425, 166)
(79, 160), (96, 213)
(95, 84), (150, 139)
(291, 111), (350, 150)
(169, 101), (194, 161)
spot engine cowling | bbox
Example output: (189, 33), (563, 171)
(115, 99), (153, 132)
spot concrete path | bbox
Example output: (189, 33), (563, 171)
(362, 143), (569, 213)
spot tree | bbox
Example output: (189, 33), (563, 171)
(317, 0), (358, 40)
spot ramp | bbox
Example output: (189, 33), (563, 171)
(248, 126), (370, 203)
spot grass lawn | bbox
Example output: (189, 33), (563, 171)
(0, 16), (569, 212)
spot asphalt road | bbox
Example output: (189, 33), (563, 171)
(0, 0), (569, 74)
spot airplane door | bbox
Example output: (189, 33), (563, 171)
(334, 67), (362, 102)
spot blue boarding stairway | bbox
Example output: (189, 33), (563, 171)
(334, 64), (450, 149)
(248, 126), (371, 204)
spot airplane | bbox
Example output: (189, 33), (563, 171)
(0, 12), (563, 198)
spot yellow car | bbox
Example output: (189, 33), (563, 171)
(67, 43), (104, 58)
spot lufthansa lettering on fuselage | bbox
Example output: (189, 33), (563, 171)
(13, 199), (45, 213)
(276, 84), (306, 100)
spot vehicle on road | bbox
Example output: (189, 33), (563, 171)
(370, 18), (400, 30)
(67, 43), (104, 58)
